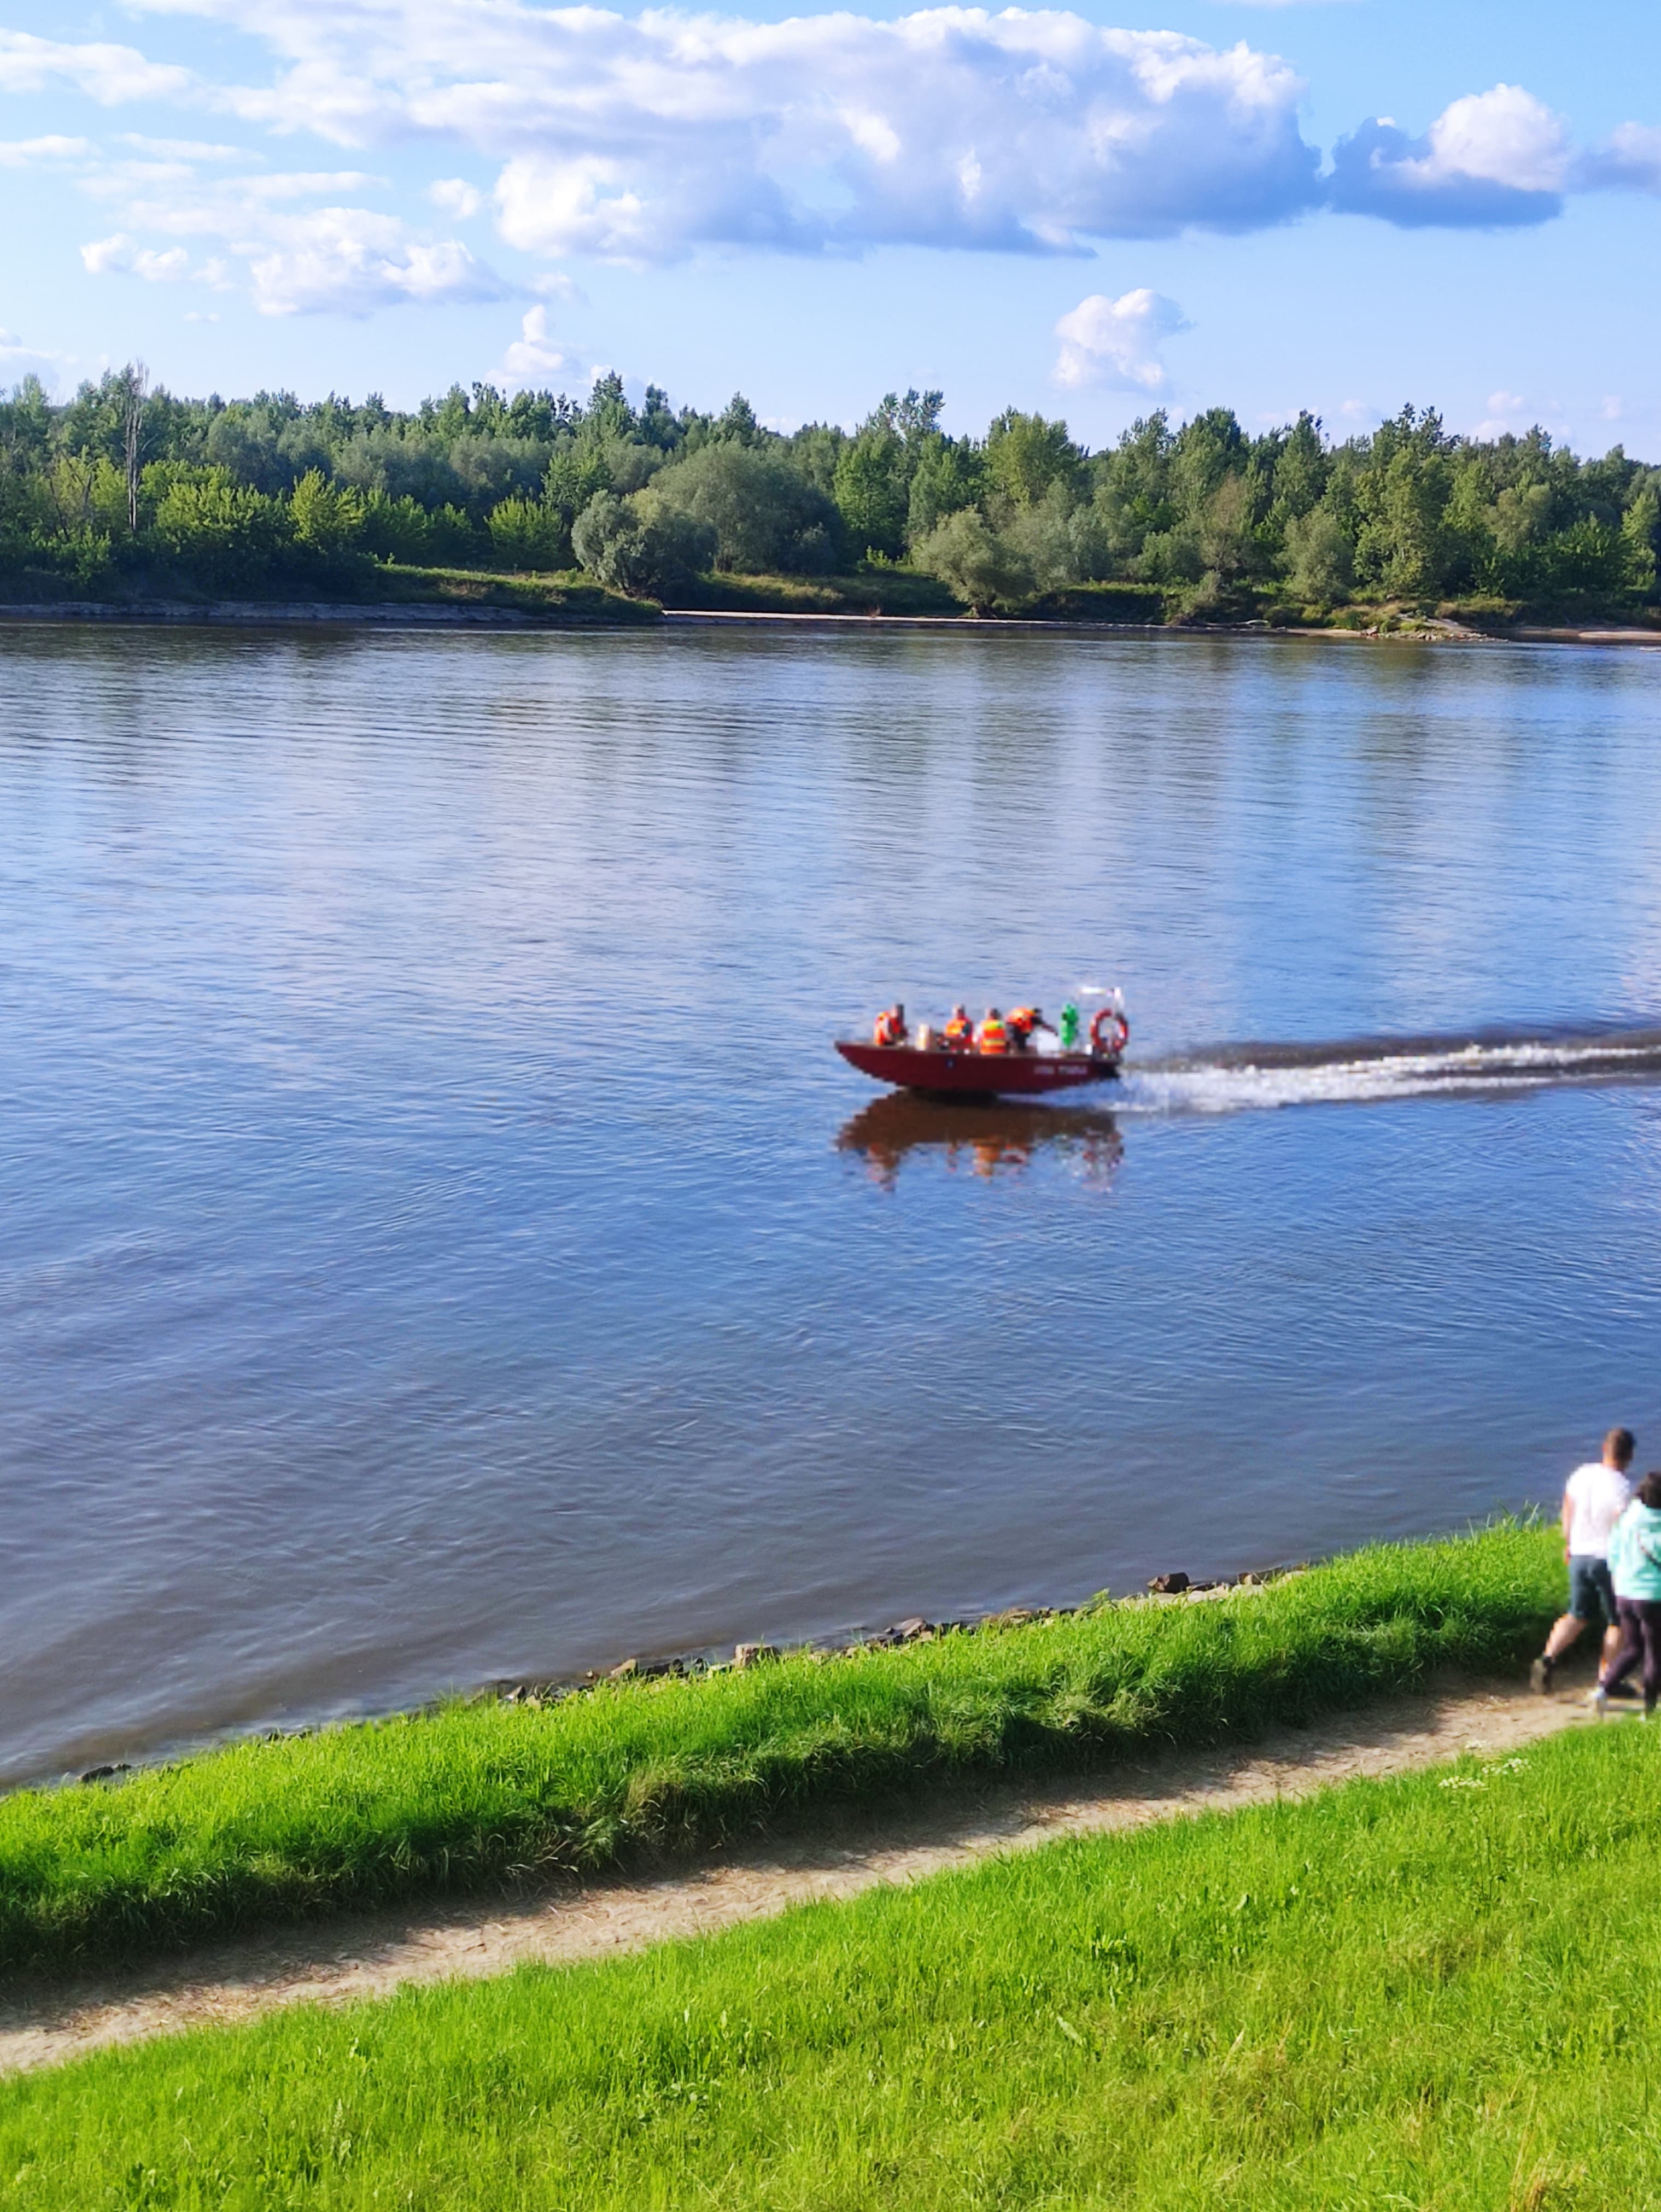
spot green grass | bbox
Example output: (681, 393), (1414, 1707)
(353, 564), (655, 620)
(663, 568), (964, 616)
(0, 1526), (1560, 1979)
(7, 1714), (1660, 2208)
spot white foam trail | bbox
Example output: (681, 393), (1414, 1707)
(1114, 1037), (1661, 1118)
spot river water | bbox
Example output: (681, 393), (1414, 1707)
(6, 621), (1661, 1786)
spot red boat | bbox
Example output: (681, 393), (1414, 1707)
(837, 1031), (1125, 1098)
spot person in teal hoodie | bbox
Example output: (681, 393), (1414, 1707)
(1597, 1469), (1661, 1716)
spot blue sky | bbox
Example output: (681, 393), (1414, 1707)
(3, 0), (1658, 451)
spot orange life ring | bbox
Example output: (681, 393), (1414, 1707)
(1090, 1006), (1129, 1058)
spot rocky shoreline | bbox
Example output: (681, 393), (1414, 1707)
(489, 1564), (1300, 1710)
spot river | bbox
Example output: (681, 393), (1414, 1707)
(5, 620), (1661, 1786)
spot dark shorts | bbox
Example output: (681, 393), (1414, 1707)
(1569, 1555), (1617, 1627)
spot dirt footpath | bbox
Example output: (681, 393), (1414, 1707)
(0, 1675), (1603, 2078)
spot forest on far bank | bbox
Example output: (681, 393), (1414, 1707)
(2, 365), (1656, 623)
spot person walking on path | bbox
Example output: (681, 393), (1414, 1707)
(1595, 1470), (1661, 1717)
(1531, 1427), (1635, 1694)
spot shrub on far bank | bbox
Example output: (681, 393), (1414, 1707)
(571, 493), (715, 597)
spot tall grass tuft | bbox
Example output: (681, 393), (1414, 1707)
(0, 1522), (1558, 1977)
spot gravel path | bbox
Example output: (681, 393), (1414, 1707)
(0, 1673), (1602, 2078)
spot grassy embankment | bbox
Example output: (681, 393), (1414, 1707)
(0, 1524), (1560, 1980)
(0, 560), (655, 623)
(5, 1709), (1657, 2205)
(11, 554), (1655, 632)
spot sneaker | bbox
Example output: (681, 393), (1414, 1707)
(1605, 1680), (1640, 1700)
(1530, 1656), (1555, 1694)
(1590, 1685), (1610, 1717)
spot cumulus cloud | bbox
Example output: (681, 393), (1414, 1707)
(131, 1), (1324, 256)
(248, 213), (512, 312)
(75, 157), (515, 312)
(1052, 287), (1188, 389)
(498, 303), (578, 384)
(10, 0), (1661, 321)
(1330, 84), (1571, 226)
(1580, 122), (1661, 194)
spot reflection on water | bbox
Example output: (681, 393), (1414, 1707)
(839, 1092), (1124, 1186)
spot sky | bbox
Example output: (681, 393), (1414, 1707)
(3, 0), (1659, 451)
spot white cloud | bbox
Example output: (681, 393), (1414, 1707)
(0, 30), (193, 105)
(0, 135), (92, 167)
(131, 1), (1324, 257)
(0, 329), (75, 390)
(118, 133), (244, 160)
(498, 302), (577, 384)
(1052, 287), (1189, 390)
(13, 0), (1661, 322)
(1580, 122), (1661, 194)
(1330, 84), (1571, 226)
(430, 177), (484, 220)
(248, 212), (512, 313)
(81, 233), (193, 280)
(1471, 387), (1529, 438)
(75, 159), (516, 313)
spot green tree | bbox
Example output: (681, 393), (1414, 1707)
(1270, 411), (1328, 522)
(1622, 481), (1659, 599)
(149, 466), (289, 582)
(913, 507), (1034, 613)
(289, 469), (365, 554)
(905, 435), (984, 546)
(984, 410), (1083, 508)
(543, 444), (613, 529)
(487, 496), (569, 570)
(1282, 505), (1354, 607)
(1171, 407), (1247, 520)
(641, 446), (839, 573)
(833, 428), (908, 559)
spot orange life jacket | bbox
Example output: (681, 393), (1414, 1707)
(944, 1015), (973, 1047)
(977, 1016), (1010, 1054)
(874, 1010), (905, 1046)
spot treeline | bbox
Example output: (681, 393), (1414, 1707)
(2, 365), (1657, 617)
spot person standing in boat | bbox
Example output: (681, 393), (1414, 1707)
(1007, 1005), (1054, 1054)
(873, 1003), (908, 1048)
(1531, 1426), (1634, 1694)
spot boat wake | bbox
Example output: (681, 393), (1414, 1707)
(1116, 1025), (1661, 1117)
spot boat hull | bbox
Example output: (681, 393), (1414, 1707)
(836, 1039), (1120, 1097)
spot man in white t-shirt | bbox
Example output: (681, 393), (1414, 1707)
(1531, 1427), (1635, 1694)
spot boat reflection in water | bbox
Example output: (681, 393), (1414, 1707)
(837, 1091), (1124, 1189)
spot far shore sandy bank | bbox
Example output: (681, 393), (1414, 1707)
(5, 599), (1661, 645)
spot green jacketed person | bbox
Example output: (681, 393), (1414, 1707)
(1058, 1000), (1081, 1049)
